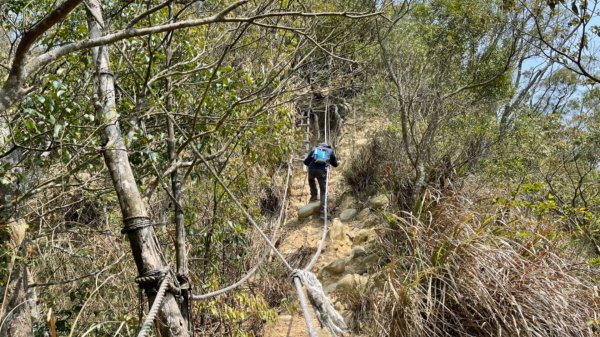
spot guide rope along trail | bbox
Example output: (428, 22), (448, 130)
(136, 107), (343, 337)
(136, 158), (343, 337)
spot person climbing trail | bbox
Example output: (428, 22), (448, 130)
(304, 143), (338, 219)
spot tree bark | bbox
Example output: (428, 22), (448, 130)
(85, 1), (188, 336)
(0, 220), (33, 337)
(165, 3), (190, 327)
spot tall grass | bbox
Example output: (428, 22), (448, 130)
(361, 189), (599, 337)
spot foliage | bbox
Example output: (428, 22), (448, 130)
(2, 0), (600, 336)
(196, 292), (277, 337)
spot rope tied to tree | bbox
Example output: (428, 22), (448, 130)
(122, 216), (154, 234)
(136, 273), (171, 337)
(135, 268), (168, 292)
(135, 268), (185, 296)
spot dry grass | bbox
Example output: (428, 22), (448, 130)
(362, 189), (600, 337)
(343, 131), (413, 207)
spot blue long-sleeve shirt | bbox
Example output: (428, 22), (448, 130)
(303, 146), (338, 171)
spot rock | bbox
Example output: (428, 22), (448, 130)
(298, 201), (321, 218)
(350, 246), (367, 258)
(334, 274), (369, 294)
(339, 209), (357, 222)
(323, 258), (347, 275)
(329, 218), (345, 241)
(357, 208), (371, 221)
(352, 229), (375, 245)
(344, 247), (374, 275)
(368, 194), (389, 209)
(349, 254), (378, 275)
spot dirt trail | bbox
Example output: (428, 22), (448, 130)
(263, 114), (385, 337)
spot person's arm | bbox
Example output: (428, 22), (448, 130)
(303, 149), (313, 166)
(329, 150), (338, 167)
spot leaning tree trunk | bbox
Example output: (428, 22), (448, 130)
(85, 1), (188, 336)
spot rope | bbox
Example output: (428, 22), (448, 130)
(293, 276), (319, 336)
(196, 152), (346, 336)
(135, 268), (168, 292)
(306, 70), (331, 271)
(297, 78), (348, 334)
(191, 163), (293, 300)
(198, 154), (293, 271)
(294, 269), (347, 336)
(305, 169), (329, 271)
(136, 273), (171, 337)
(163, 107), (345, 335)
(134, 155), (294, 337)
(122, 216), (153, 234)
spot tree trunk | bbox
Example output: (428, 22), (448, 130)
(85, 1), (188, 336)
(0, 127), (33, 337)
(165, 3), (190, 327)
(0, 220), (33, 337)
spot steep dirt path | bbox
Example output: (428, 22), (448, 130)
(263, 113), (387, 337)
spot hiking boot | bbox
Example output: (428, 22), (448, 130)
(309, 196), (318, 202)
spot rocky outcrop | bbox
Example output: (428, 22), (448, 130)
(328, 274), (370, 295)
(320, 244), (379, 291)
(351, 229), (376, 246)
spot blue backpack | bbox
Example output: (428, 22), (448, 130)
(312, 146), (330, 164)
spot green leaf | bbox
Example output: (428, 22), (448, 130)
(24, 119), (37, 133)
(53, 124), (62, 138)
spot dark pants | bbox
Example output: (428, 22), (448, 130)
(308, 168), (327, 212)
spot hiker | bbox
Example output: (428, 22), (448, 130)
(303, 143), (338, 218)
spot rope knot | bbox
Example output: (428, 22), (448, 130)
(135, 268), (169, 294)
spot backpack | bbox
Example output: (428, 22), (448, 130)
(312, 146), (330, 164)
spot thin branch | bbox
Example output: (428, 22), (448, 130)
(29, 4), (380, 78)
(126, 0), (175, 29)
